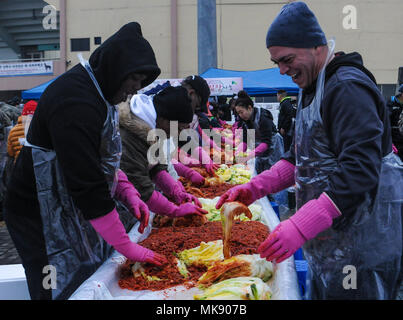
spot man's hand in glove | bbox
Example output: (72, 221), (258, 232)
(172, 202), (208, 218)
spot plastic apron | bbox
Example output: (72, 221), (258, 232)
(295, 39), (403, 299)
(252, 108), (284, 174)
(28, 55), (122, 300)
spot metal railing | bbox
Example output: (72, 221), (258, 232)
(0, 57), (60, 63)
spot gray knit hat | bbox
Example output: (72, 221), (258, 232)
(266, 2), (327, 49)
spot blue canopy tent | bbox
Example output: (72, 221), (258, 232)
(21, 77), (57, 100)
(200, 67), (299, 96)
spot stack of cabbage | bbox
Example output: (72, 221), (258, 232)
(176, 240), (274, 300)
(215, 164), (251, 185)
(194, 277), (272, 300)
(199, 197), (262, 222)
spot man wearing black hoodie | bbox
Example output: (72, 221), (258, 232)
(216, 2), (402, 300)
(3, 22), (166, 300)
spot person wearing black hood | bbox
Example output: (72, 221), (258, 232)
(3, 22), (167, 300)
(117, 86), (208, 219)
(216, 2), (402, 300)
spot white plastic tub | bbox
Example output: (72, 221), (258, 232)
(0, 264), (30, 300)
(69, 159), (301, 300)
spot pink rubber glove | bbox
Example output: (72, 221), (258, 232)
(233, 128), (244, 148)
(173, 161), (205, 186)
(146, 191), (208, 218)
(218, 119), (227, 126)
(251, 142), (268, 157)
(153, 170), (182, 197)
(232, 122), (239, 133)
(258, 193), (341, 263)
(392, 144), (398, 154)
(196, 146), (220, 175)
(199, 126), (221, 152)
(171, 191), (202, 208)
(216, 159), (295, 209)
(237, 143), (269, 164)
(235, 142), (248, 155)
(221, 136), (234, 147)
(178, 148), (201, 167)
(90, 208), (167, 266)
(153, 170), (201, 207)
(114, 170), (149, 233)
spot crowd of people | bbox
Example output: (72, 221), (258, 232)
(0, 1), (402, 300)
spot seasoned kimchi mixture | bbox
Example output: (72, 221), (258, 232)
(118, 221), (269, 292)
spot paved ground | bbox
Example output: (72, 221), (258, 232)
(1, 216), (402, 300)
(0, 220), (22, 265)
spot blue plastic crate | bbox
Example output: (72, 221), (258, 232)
(293, 248), (308, 299)
(270, 201), (280, 219)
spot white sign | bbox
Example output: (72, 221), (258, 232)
(139, 77), (243, 96)
(0, 61), (53, 77)
(206, 77), (243, 96)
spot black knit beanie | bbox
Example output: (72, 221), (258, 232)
(153, 86), (194, 123)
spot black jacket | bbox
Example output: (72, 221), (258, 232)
(283, 52), (392, 223)
(239, 107), (276, 148)
(277, 97), (295, 134)
(386, 95), (403, 145)
(198, 112), (212, 130)
(219, 103), (232, 121)
(5, 22), (160, 221)
(118, 100), (167, 202)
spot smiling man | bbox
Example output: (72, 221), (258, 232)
(216, 1), (403, 300)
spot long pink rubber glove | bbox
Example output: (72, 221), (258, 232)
(146, 191), (208, 217)
(172, 161), (205, 186)
(216, 159), (295, 209)
(199, 126), (221, 152)
(195, 146), (220, 175)
(221, 135), (234, 147)
(232, 122), (239, 133)
(233, 128), (244, 148)
(251, 142), (268, 157)
(392, 144), (398, 154)
(235, 142), (248, 155)
(114, 170), (149, 233)
(90, 208), (167, 266)
(153, 170), (201, 207)
(258, 192), (341, 263)
(178, 148), (201, 167)
(236, 143), (269, 164)
(177, 146), (219, 175)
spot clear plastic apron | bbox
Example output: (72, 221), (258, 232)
(28, 55), (122, 299)
(295, 39), (403, 299)
(252, 108), (284, 173)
